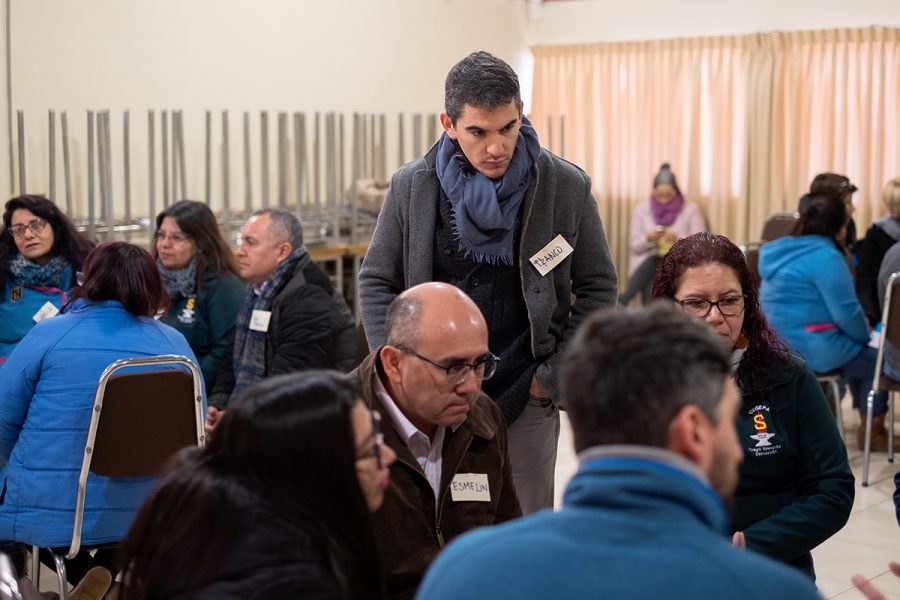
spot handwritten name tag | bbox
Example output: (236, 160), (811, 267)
(529, 234), (574, 277)
(33, 301), (59, 323)
(450, 473), (490, 502)
(249, 309), (272, 332)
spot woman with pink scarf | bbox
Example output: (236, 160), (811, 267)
(619, 163), (706, 306)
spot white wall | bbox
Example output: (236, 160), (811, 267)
(3, 0), (899, 220)
(1, 0), (531, 217)
(526, 0), (900, 46)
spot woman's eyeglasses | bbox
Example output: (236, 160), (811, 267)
(675, 295), (746, 318)
(357, 409), (385, 469)
(8, 218), (48, 239)
(153, 231), (190, 244)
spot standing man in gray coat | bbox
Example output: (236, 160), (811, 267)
(358, 51), (618, 514)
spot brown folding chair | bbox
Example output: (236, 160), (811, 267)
(862, 273), (900, 486)
(32, 355), (205, 599)
(740, 242), (762, 286)
(760, 212), (799, 242)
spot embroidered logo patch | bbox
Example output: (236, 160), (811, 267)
(11, 287), (22, 302)
(746, 404), (782, 457)
(177, 296), (196, 325)
(750, 411), (776, 447)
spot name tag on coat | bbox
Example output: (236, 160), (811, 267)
(529, 234), (574, 276)
(250, 309), (272, 332)
(33, 301), (59, 323)
(450, 473), (490, 502)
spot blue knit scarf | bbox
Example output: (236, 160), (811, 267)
(230, 248), (309, 402)
(8, 254), (70, 289)
(435, 115), (540, 265)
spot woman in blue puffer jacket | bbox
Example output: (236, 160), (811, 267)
(0, 241), (201, 596)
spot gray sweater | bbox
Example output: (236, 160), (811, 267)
(358, 144), (618, 399)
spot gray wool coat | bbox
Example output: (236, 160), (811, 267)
(358, 144), (618, 399)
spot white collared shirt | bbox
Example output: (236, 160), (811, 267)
(375, 374), (446, 504)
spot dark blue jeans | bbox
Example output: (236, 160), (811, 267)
(840, 345), (888, 415)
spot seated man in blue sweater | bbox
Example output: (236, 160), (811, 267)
(417, 305), (822, 600)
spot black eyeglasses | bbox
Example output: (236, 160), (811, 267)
(675, 295), (746, 318)
(395, 345), (499, 385)
(357, 409), (385, 469)
(8, 218), (48, 239)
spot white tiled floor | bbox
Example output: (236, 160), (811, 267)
(552, 403), (900, 599)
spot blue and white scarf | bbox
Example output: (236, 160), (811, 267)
(435, 115), (541, 265)
(8, 254), (70, 289)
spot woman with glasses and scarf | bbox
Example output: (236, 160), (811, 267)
(0, 195), (93, 363)
(118, 371), (395, 600)
(619, 163), (706, 306)
(152, 201), (245, 392)
(651, 232), (854, 580)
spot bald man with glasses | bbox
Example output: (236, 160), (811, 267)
(352, 282), (521, 600)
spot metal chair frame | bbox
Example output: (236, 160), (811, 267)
(31, 355), (204, 598)
(862, 272), (899, 486)
(814, 372), (845, 438)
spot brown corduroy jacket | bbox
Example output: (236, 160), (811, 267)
(353, 349), (522, 600)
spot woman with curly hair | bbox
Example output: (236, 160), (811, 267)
(651, 231), (853, 580)
(0, 195), (93, 362)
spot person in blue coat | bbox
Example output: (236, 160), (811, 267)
(416, 306), (821, 600)
(0, 195), (93, 363)
(759, 193), (894, 451)
(0, 241), (202, 596)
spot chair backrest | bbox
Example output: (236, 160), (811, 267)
(884, 273), (900, 348)
(873, 273), (900, 390)
(761, 212), (799, 241)
(741, 242), (761, 287)
(92, 370), (198, 477)
(68, 355), (205, 559)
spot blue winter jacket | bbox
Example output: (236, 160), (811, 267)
(0, 299), (202, 547)
(416, 448), (822, 600)
(759, 235), (868, 372)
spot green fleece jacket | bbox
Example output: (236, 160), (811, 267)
(160, 268), (245, 392)
(733, 353), (854, 579)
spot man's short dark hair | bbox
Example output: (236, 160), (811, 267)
(445, 51), (522, 124)
(561, 304), (730, 452)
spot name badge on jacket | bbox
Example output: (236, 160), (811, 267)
(250, 309), (272, 332)
(33, 301), (59, 323)
(529, 234), (574, 276)
(450, 473), (490, 502)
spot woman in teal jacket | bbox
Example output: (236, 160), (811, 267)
(152, 201), (245, 392)
(0, 195), (93, 363)
(652, 232), (854, 580)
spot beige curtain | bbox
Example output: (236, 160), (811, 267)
(747, 27), (900, 235)
(532, 27), (900, 282)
